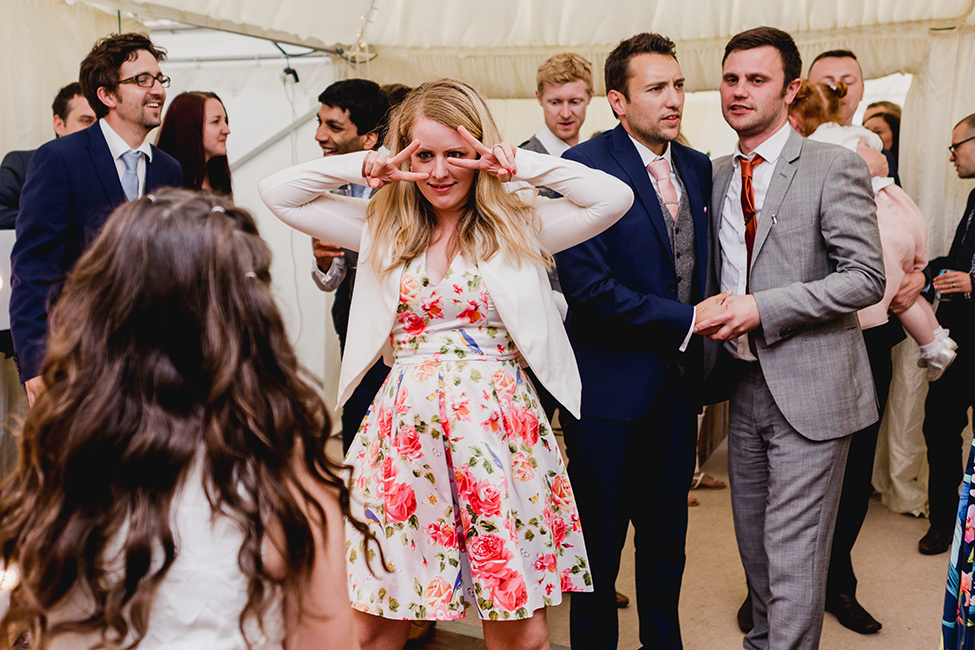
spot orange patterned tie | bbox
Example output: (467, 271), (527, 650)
(739, 154), (765, 275)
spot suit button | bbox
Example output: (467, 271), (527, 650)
(674, 228), (680, 235)
(668, 283), (677, 292)
(676, 252), (681, 259)
(676, 276), (682, 283)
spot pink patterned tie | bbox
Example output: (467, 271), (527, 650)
(647, 157), (679, 221)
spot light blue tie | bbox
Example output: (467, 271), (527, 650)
(121, 150), (142, 201)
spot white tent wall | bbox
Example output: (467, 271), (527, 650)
(0, 0), (143, 153)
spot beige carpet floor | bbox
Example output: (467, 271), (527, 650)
(439, 436), (947, 649)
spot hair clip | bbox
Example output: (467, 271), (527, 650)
(245, 271), (257, 279)
(146, 194), (156, 203)
(211, 205), (226, 214)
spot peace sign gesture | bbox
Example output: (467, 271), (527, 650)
(361, 140), (430, 189)
(447, 126), (518, 183)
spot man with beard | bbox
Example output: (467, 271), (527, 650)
(696, 26), (885, 650)
(555, 32), (722, 650)
(10, 33), (182, 406)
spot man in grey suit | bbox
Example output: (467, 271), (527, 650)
(696, 26), (885, 650)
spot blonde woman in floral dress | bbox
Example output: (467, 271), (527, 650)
(259, 78), (633, 650)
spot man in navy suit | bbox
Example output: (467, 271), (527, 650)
(11, 33), (182, 405)
(555, 32), (725, 650)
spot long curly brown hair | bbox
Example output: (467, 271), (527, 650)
(0, 190), (370, 649)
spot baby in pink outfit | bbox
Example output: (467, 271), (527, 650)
(789, 80), (956, 381)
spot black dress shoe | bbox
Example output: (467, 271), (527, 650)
(737, 592), (753, 634)
(825, 593), (882, 634)
(919, 526), (952, 555)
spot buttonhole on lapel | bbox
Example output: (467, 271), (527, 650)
(771, 214), (777, 224)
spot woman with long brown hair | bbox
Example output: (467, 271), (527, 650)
(0, 190), (362, 649)
(157, 92), (233, 196)
(261, 78), (633, 650)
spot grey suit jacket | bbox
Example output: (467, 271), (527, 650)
(704, 128), (885, 441)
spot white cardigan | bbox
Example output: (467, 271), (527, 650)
(258, 149), (633, 418)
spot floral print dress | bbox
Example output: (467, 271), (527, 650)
(942, 441), (975, 649)
(344, 254), (591, 621)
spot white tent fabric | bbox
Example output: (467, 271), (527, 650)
(4, 0), (975, 513)
(1, 0), (144, 151)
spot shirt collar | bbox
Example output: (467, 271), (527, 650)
(733, 121), (790, 169)
(99, 118), (154, 162)
(628, 134), (673, 170)
(535, 125), (571, 158)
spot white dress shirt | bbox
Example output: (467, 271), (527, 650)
(99, 118), (153, 199)
(719, 121), (792, 360)
(534, 124), (572, 158)
(627, 136), (693, 352)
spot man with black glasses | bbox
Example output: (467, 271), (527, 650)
(917, 113), (975, 557)
(10, 33), (182, 406)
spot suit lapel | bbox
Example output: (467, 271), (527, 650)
(89, 123), (126, 207)
(145, 145), (160, 192)
(750, 130), (801, 265)
(610, 125), (674, 261)
(711, 157), (735, 282)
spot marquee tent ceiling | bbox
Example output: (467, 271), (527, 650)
(72, 0), (975, 96)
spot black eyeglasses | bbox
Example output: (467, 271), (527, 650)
(949, 135), (975, 155)
(118, 73), (171, 89)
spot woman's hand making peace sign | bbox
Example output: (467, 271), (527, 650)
(361, 140), (430, 190)
(447, 126), (518, 183)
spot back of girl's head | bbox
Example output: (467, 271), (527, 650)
(1, 189), (345, 648)
(156, 92), (232, 196)
(789, 79), (847, 136)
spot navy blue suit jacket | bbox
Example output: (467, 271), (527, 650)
(10, 122), (182, 381)
(555, 124), (712, 421)
(0, 150), (34, 230)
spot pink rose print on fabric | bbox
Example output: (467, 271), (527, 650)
(468, 534), (513, 585)
(963, 571), (973, 608)
(452, 284), (464, 295)
(499, 396), (524, 442)
(394, 388), (410, 414)
(492, 369), (516, 395)
(377, 405), (393, 441)
(470, 479), (504, 518)
(384, 481), (417, 523)
(458, 300), (483, 324)
(550, 475), (575, 510)
(411, 360), (437, 382)
(481, 410), (501, 435)
(966, 505), (975, 544)
(490, 569), (528, 611)
(394, 424), (423, 461)
(400, 273), (421, 304)
(379, 455), (398, 498)
(422, 295), (444, 320)
(425, 520), (458, 548)
(451, 394), (472, 421)
(551, 515), (568, 549)
(521, 408), (540, 446)
(399, 311), (427, 338)
(561, 568), (575, 592)
(424, 575), (453, 611)
(534, 553), (557, 573)
(454, 464), (476, 498)
(511, 452), (536, 482)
